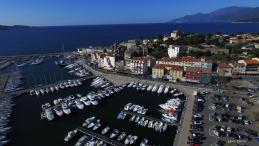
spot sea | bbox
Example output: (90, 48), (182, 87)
(0, 23), (259, 56)
(2, 23), (259, 146)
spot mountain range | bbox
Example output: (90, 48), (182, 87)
(169, 6), (259, 23)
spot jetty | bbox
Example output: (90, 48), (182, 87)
(2, 75), (95, 97)
(77, 127), (126, 146)
(122, 110), (178, 126)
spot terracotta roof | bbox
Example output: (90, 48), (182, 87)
(186, 67), (212, 74)
(218, 63), (232, 69)
(244, 59), (259, 65)
(153, 64), (183, 71)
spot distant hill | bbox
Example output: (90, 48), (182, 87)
(0, 25), (30, 30)
(169, 6), (259, 23)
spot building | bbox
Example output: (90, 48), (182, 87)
(90, 51), (115, 70)
(156, 56), (213, 71)
(185, 67), (212, 84)
(170, 30), (182, 39)
(152, 64), (184, 80)
(130, 56), (156, 75)
(168, 45), (186, 58)
(229, 63), (246, 75)
(217, 63), (233, 77)
(238, 58), (259, 74)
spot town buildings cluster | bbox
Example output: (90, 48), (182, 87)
(77, 30), (259, 84)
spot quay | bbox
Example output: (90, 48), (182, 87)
(122, 110), (178, 127)
(77, 127), (126, 146)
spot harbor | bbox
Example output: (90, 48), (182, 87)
(1, 57), (187, 146)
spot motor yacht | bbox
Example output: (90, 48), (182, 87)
(110, 129), (119, 139)
(64, 130), (77, 142)
(101, 126), (110, 135)
(117, 132), (126, 141)
(151, 85), (158, 92)
(45, 108), (54, 121)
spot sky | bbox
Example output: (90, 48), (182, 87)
(0, 0), (259, 26)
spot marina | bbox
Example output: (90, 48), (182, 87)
(2, 57), (181, 146)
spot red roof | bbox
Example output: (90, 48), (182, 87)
(244, 59), (259, 65)
(218, 63), (232, 69)
(153, 64), (183, 71)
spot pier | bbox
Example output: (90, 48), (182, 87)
(77, 127), (126, 146)
(2, 75), (95, 97)
(122, 110), (178, 127)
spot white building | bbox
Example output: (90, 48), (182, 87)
(168, 45), (185, 58)
(129, 56), (156, 75)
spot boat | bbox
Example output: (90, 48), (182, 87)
(75, 99), (84, 109)
(62, 104), (71, 115)
(130, 115), (136, 122)
(151, 85), (158, 92)
(101, 126), (110, 135)
(130, 135), (138, 144)
(117, 132), (126, 141)
(90, 100), (98, 106)
(127, 82), (134, 88)
(157, 85), (164, 94)
(140, 138), (149, 146)
(45, 108), (54, 121)
(164, 85), (170, 94)
(124, 134), (132, 145)
(92, 123), (101, 130)
(53, 107), (63, 116)
(64, 130), (77, 142)
(0, 139), (10, 145)
(110, 129), (119, 139)
(146, 85), (153, 92)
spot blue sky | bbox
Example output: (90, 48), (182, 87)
(0, 0), (259, 26)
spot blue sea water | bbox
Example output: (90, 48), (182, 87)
(0, 23), (259, 56)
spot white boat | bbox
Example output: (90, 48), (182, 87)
(164, 85), (170, 94)
(117, 132), (126, 141)
(62, 105), (71, 115)
(75, 99), (84, 109)
(110, 129), (119, 139)
(90, 100), (98, 106)
(140, 138), (149, 146)
(124, 135), (132, 145)
(130, 135), (138, 144)
(53, 107), (63, 116)
(151, 85), (158, 92)
(157, 85), (164, 94)
(127, 82), (134, 88)
(146, 85), (153, 92)
(101, 126), (110, 135)
(45, 108), (54, 121)
(92, 123), (101, 131)
(64, 130), (77, 142)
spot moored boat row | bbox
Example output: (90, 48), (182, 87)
(128, 82), (173, 95)
(30, 79), (83, 96)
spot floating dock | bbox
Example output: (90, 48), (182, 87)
(77, 127), (126, 146)
(122, 110), (178, 127)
